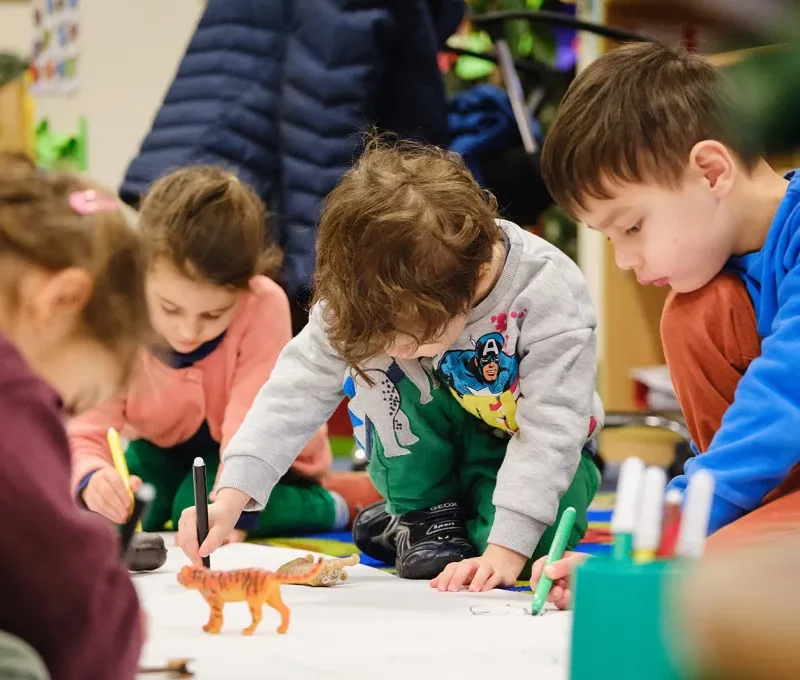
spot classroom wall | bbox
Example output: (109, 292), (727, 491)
(0, 0), (204, 190)
(0, 1), (32, 54)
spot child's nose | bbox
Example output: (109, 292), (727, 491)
(178, 318), (202, 341)
(614, 245), (642, 272)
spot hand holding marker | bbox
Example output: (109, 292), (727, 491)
(108, 427), (142, 532)
(193, 457), (211, 568)
(530, 507), (576, 615)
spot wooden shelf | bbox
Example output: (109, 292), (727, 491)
(0, 78), (28, 154)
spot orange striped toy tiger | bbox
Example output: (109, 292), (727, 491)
(177, 558), (325, 636)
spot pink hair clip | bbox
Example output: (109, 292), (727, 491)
(68, 189), (119, 216)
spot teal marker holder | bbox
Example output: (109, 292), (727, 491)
(570, 558), (689, 680)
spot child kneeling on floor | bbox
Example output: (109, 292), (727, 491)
(177, 139), (603, 591)
(541, 41), (800, 534)
(70, 166), (379, 540)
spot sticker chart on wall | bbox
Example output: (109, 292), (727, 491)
(29, 0), (80, 95)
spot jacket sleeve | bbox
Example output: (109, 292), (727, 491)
(667, 263), (800, 533)
(219, 280), (332, 481)
(277, 1), (396, 298)
(0, 386), (142, 680)
(67, 395), (128, 493)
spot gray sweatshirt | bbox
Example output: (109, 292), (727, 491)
(217, 220), (603, 557)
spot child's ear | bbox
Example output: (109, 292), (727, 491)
(689, 140), (736, 197)
(31, 267), (94, 326)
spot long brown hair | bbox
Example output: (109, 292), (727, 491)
(0, 152), (149, 381)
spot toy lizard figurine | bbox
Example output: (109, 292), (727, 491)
(276, 553), (360, 586)
(177, 558), (324, 636)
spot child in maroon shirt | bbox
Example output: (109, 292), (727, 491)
(0, 154), (150, 680)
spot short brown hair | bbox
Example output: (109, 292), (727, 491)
(314, 137), (503, 368)
(0, 152), (149, 382)
(139, 166), (282, 289)
(541, 41), (760, 216)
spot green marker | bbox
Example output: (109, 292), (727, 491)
(531, 507), (576, 616)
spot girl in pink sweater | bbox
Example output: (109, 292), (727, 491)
(70, 166), (378, 539)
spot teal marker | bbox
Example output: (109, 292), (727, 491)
(531, 507), (576, 616)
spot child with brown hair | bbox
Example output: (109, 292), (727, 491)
(541, 41), (800, 535)
(69, 166), (378, 540)
(0, 153), (147, 679)
(176, 139), (604, 591)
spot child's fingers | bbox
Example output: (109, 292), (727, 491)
(482, 572), (502, 592)
(91, 494), (126, 524)
(95, 477), (130, 522)
(178, 508), (202, 565)
(129, 475), (143, 492)
(199, 523), (228, 559)
(435, 562), (459, 592)
(543, 552), (586, 581)
(529, 554), (549, 584)
(447, 561), (477, 592)
(548, 583), (565, 604)
(552, 587), (573, 610)
(103, 474), (134, 516)
(468, 564), (496, 592)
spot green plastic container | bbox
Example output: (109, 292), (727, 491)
(570, 558), (687, 680)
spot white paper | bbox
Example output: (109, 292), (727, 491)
(135, 537), (572, 679)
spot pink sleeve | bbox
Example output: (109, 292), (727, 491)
(220, 278), (332, 481)
(67, 395), (127, 492)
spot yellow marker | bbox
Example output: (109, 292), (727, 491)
(107, 427), (141, 531)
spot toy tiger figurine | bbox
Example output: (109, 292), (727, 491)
(177, 558), (324, 636)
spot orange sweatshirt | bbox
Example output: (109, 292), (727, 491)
(68, 276), (331, 492)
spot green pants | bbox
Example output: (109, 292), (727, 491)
(125, 436), (336, 537)
(0, 632), (49, 680)
(365, 363), (600, 576)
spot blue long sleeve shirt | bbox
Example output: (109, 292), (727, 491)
(667, 171), (800, 533)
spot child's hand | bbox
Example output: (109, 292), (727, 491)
(176, 488), (250, 566)
(82, 468), (143, 524)
(140, 608), (149, 641)
(430, 544), (527, 592)
(529, 551), (590, 610)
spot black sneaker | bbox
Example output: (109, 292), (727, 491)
(395, 501), (477, 580)
(352, 500), (400, 564)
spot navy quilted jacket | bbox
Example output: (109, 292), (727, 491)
(120, 0), (464, 301)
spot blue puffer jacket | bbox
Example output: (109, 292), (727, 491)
(121, 0), (464, 301)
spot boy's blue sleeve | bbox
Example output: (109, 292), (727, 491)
(667, 265), (800, 533)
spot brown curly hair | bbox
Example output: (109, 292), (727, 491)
(314, 137), (503, 368)
(0, 152), (149, 384)
(138, 166), (282, 289)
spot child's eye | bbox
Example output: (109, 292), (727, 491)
(161, 305), (180, 316)
(626, 224), (641, 235)
(201, 312), (223, 321)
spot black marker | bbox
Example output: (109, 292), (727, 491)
(193, 457), (211, 568)
(120, 483), (155, 559)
